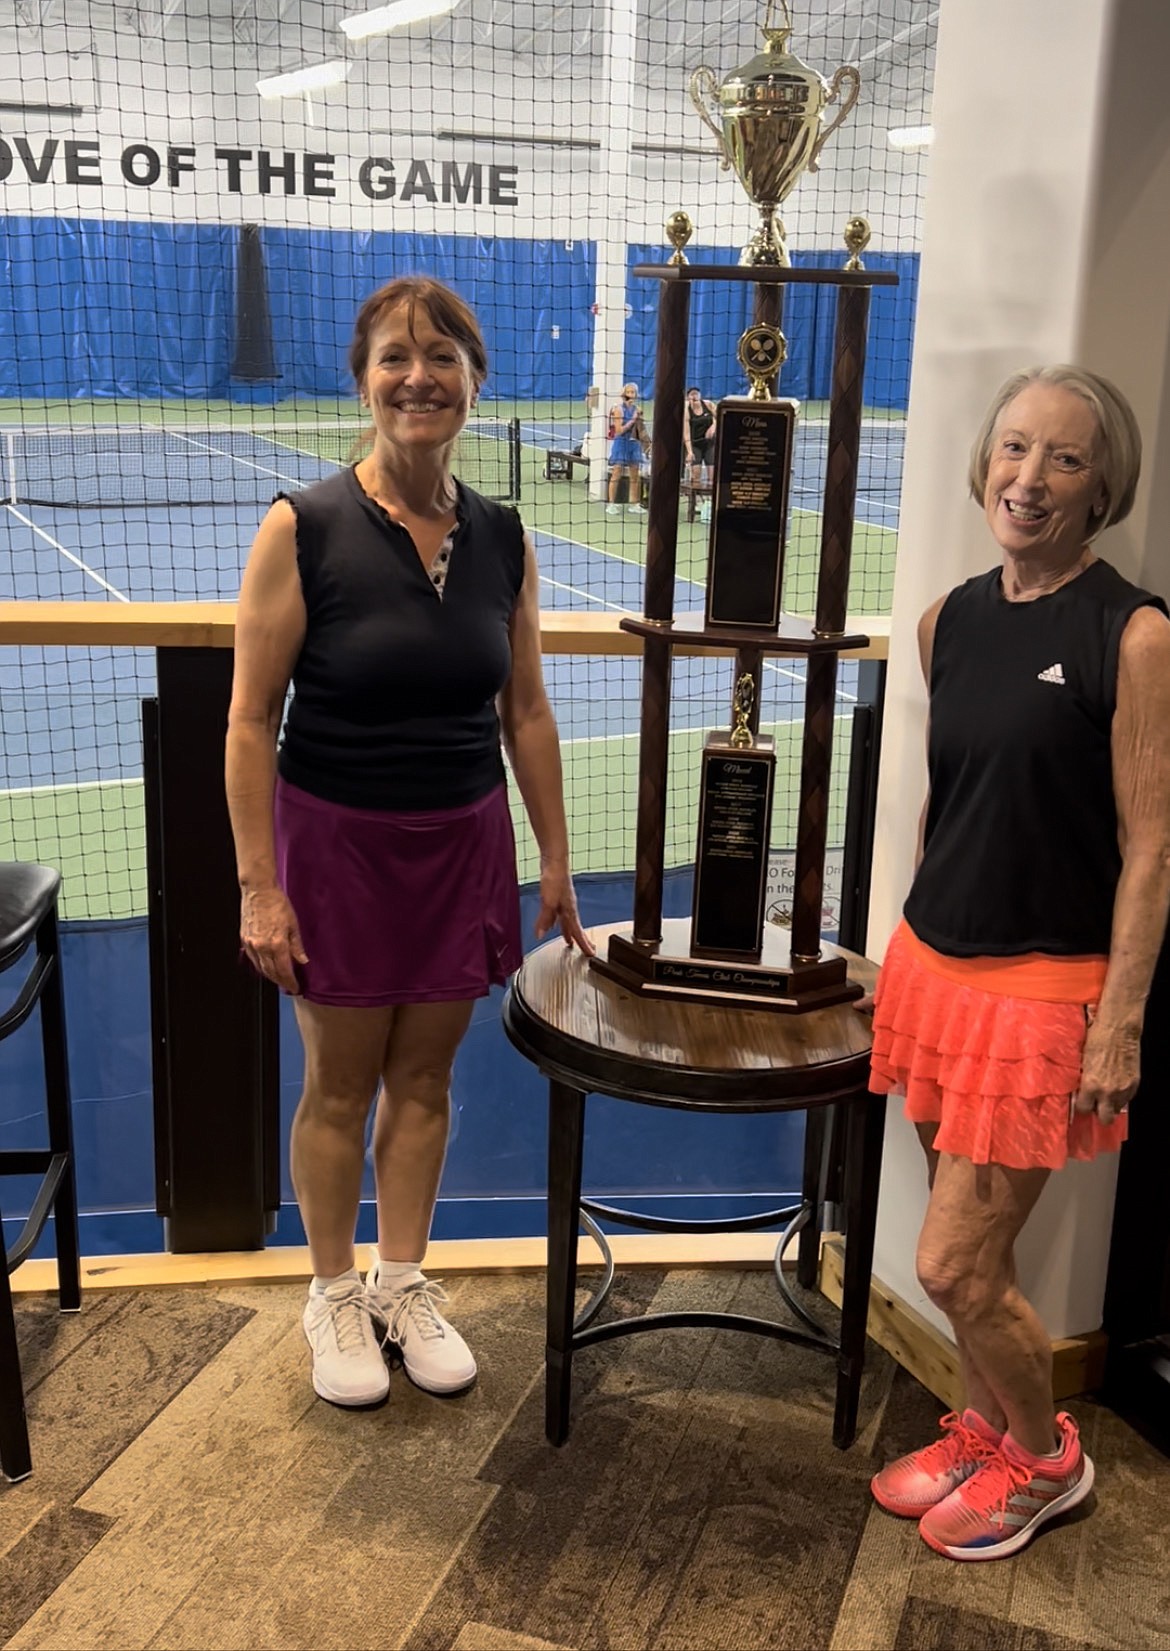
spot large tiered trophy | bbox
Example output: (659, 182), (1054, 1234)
(590, 3), (895, 1014)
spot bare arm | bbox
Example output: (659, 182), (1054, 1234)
(225, 500), (308, 992)
(498, 534), (592, 953)
(914, 595), (945, 870)
(1075, 605), (1170, 1124)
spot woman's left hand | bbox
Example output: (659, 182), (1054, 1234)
(535, 862), (595, 955)
(1073, 1017), (1141, 1127)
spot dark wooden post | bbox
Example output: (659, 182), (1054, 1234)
(632, 277), (690, 942)
(790, 285), (872, 964)
(815, 285), (871, 636)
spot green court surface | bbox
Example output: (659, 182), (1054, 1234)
(0, 719), (856, 924)
(0, 396), (895, 921)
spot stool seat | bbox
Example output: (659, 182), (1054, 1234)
(0, 863), (61, 971)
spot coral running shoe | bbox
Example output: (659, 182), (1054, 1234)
(871, 1409), (1003, 1518)
(919, 1412), (1093, 1561)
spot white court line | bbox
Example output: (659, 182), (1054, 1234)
(165, 427), (316, 490)
(0, 776), (141, 798)
(538, 573), (633, 613)
(532, 524), (807, 690)
(5, 504), (130, 602)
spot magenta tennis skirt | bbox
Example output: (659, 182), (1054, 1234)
(273, 777), (523, 1007)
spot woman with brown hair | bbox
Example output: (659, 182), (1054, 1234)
(226, 276), (591, 1410)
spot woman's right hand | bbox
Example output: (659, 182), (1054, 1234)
(240, 885), (308, 995)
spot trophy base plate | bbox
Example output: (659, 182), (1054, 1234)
(591, 919), (865, 1014)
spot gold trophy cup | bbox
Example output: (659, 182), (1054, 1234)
(690, 0), (861, 267)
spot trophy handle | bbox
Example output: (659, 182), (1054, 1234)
(809, 64), (861, 172)
(689, 65), (732, 171)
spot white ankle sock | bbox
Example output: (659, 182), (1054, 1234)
(372, 1258), (426, 1292)
(311, 1267), (361, 1295)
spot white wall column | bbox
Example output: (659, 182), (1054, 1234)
(585, 0), (638, 496)
(867, 0), (1170, 1343)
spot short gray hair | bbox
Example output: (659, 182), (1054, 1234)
(968, 364), (1142, 539)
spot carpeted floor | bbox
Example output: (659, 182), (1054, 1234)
(3, 1268), (1169, 1651)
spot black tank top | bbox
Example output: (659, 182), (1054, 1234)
(277, 468), (525, 810)
(688, 405), (715, 444)
(904, 558), (1167, 957)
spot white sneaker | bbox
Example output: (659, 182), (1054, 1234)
(365, 1270), (478, 1394)
(605, 503), (622, 515)
(302, 1280), (389, 1406)
(627, 503), (647, 514)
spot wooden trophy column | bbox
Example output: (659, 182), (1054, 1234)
(592, 247), (899, 1013)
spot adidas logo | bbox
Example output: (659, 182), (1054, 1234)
(1037, 663), (1066, 685)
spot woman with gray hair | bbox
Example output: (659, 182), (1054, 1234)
(867, 365), (1170, 1560)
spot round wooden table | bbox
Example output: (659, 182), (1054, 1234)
(503, 919), (886, 1450)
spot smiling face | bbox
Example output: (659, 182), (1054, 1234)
(984, 382), (1107, 562)
(359, 301), (477, 457)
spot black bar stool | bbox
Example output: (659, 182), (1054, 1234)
(0, 862), (80, 1482)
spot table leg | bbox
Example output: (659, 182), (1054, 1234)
(546, 1079), (587, 1446)
(797, 1105), (827, 1289)
(833, 1088), (887, 1448)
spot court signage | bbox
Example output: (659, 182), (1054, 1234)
(0, 137), (520, 205)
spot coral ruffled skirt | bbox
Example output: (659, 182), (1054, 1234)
(870, 922), (1126, 1171)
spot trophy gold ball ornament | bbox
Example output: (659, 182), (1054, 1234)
(689, 0), (861, 267)
(843, 216), (871, 271)
(665, 210), (694, 265)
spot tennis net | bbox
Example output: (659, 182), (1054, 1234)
(0, 417), (522, 510)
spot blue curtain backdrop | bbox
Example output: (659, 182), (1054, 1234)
(0, 216), (917, 408)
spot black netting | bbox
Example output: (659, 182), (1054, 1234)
(0, 0), (935, 920)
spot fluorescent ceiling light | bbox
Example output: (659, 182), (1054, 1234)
(340, 0), (459, 41)
(256, 60), (351, 98)
(888, 124), (934, 150)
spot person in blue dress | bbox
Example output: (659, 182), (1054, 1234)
(606, 383), (648, 516)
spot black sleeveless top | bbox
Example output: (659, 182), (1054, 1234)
(903, 558), (1167, 957)
(277, 468), (526, 810)
(688, 404), (715, 444)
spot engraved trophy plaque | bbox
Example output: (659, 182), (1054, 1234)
(691, 673), (776, 960)
(705, 323), (799, 631)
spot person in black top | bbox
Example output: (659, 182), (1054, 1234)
(683, 386), (717, 488)
(868, 366), (1170, 1560)
(226, 276), (591, 1412)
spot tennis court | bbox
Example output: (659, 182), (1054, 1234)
(0, 399), (900, 920)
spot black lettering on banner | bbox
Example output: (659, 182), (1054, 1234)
(359, 157), (395, 200)
(488, 165), (518, 206)
(302, 153), (336, 197)
(64, 141), (102, 185)
(15, 138), (58, 184)
(399, 159), (437, 203)
(215, 148), (252, 191)
(257, 150), (296, 194)
(441, 161), (481, 204)
(121, 143), (161, 186)
(168, 146), (196, 187)
(0, 141), (10, 182)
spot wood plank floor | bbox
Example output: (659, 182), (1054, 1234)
(4, 1269), (1169, 1651)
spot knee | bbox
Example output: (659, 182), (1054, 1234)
(916, 1244), (994, 1325)
(298, 1078), (375, 1133)
(387, 1056), (455, 1110)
